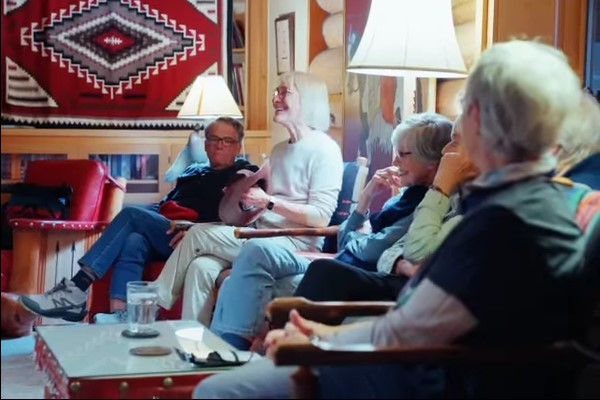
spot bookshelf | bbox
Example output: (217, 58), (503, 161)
(230, 0), (268, 131)
(1, 128), (270, 204)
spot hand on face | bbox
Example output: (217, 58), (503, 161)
(363, 167), (401, 198)
(433, 147), (479, 196)
(240, 186), (270, 209)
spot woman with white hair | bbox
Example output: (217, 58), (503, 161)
(194, 40), (590, 399)
(554, 92), (600, 189)
(146, 71), (345, 326)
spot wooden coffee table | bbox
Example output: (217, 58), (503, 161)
(34, 320), (236, 399)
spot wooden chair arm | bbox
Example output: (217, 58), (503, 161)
(234, 225), (339, 239)
(266, 297), (395, 329)
(272, 340), (593, 399)
(273, 341), (592, 368)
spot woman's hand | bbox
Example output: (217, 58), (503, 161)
(433, 149), (478, 196)
(240, 187), (270, 209)
(265, 309), (340, 359)
(356, 167), (400, 213)
(394, 258), (421, 277)
(166, 220), (192, 248)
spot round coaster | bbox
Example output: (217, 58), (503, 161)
(121, 328), (160, 339)
(129, 346), (172, 357)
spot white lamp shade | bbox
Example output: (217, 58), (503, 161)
(348, 0), (467, 78)
(177, 75), (243, 120)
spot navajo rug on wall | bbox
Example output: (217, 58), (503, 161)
(1, 0), (226, 127)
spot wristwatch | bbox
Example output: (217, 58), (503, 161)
(266, 197), (276, 210)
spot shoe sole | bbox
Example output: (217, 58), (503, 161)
(19, 297), (88, 322)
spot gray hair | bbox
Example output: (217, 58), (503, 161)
(556, 93), (600, 174)
(205, 117), (245, 141)
(391, 112), (453, 163)
(463, 40), (581, 162)
(279, 71), (330, 132)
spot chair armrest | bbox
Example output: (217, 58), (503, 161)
(267, 297), (395, 329)
(273, 340), (592, 367)
(9, 218), (110, 231)
(234, 226), (339, 239)
(272, 341), (593, 399)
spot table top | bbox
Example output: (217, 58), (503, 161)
(35, 320), (235, 379)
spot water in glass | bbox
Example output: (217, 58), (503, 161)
(126, 281), (158, 333)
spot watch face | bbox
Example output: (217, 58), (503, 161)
(267, 200), (275, 210)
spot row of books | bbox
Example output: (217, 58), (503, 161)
(89, 154), (159, 181)
(1, 153), (67, 180)
(232, 19), (245, 49)
(1, 153), (161, 182)
(231, 63), (245, 107)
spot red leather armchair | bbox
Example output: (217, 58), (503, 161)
(1, 159), (126, 337)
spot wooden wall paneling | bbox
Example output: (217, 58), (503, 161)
(556, 0), (588, 80)
(245, 0), (269, 131)
(492, 0), (587, 80)
(493, 0), (557, 44)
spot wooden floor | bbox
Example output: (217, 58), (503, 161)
(1, 336), (44, 399)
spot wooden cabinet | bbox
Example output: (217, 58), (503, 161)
(489, 0), (588, 80)
(1, 128), (270, 204)
(437, 0), (588, 119)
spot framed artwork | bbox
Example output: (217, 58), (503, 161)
(274, 13), (295, 74)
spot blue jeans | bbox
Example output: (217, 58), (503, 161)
(193, 358), (445, 399)
(209, 239), (310, 338)
(78, 205), (175, 300)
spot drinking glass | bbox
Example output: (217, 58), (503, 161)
(126, 281), (159, 335)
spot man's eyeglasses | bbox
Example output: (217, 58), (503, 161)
(206, 135), (239, 146)
(273, 86), (292, 100)
(396, 151), (413, 158)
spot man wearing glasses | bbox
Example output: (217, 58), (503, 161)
(19, 117), (259, 324)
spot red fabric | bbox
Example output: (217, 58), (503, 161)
(158, 200), (199, 221)
(1, 0), (225, 127)
(1, 250), (12, 292)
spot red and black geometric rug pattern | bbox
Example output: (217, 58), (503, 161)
(1, 0), (225, 127)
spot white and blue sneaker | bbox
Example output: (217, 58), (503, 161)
(19, 278), (87, 322)
(93, 310), (128, 324)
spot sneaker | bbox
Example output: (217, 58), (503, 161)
(93, 310), (128, 324)
(19, 278), (88, 320)
(61, 306), (88, 322)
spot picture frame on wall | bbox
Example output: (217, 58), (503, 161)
(275, 12), (295, 74)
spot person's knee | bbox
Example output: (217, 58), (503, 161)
(236, 240), (268, 265)
(117, 205), (148, 221)
(301, 260), (340, 284)
(295, 260), (341, 298)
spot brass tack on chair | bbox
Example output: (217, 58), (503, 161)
(119, 381), (129, 393)
(69, 381), (81, 392)
(163, 377), (173, 388)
